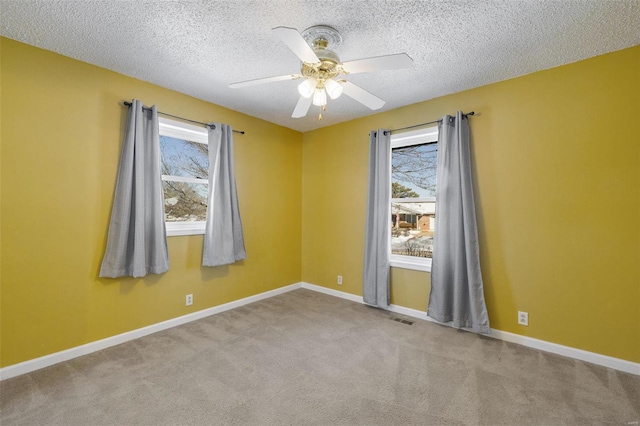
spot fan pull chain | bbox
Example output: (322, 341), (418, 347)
(319, 105), (327, 120)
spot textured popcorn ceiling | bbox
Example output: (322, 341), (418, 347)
(1, 1), (639, 132)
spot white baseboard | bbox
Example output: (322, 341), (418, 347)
(300, 282), (364, 303)
(3, 281), (638, 380)
(300, 282), (640, 376)
(0, 282), (303, 381)
(488, 329), (640, 375)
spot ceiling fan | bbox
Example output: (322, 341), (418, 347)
(229, 26), (414, 119)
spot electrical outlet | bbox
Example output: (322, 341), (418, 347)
(518, 311), (528, 326)
(337, 275), (343, 285)
(186, 294), (193, 306)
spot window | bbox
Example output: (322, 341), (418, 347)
(390, 126), (438, 271)
(159, 117), (209, 236)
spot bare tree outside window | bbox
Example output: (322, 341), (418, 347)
(391, 141), (437, 259)
(392, 143), (437, 197)
(160, 136), (209, 222)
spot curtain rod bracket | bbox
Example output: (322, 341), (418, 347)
(122, 101), (245, 134)
(388, 111), (475, 135)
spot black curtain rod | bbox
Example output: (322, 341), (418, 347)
(123, 101), (245, 134)
(385, 111), (475, 135)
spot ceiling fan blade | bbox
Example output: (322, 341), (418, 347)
(341, 53), (414, 74)
(341, 81), (385, 110)
(229, 74), (301, 89)
(273, 26), (320, 64)
(292, 96), (313, 118)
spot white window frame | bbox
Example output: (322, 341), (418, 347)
(389, 126), (438, 272)
(159, 117), (209, 237)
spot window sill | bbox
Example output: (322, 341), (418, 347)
(390, 256), (432, 272)
(166, 222), (205, 237)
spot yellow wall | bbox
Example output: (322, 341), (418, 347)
(0, 38), (3, 362)
(2, 37), (638, 368)
(302, 46), (640, 363)
(0, 38), (302, 367)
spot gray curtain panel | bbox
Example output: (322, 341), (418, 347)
(99, 100), (169, 278)
(428, 111), (490, 334)
(202, 123), (247, 266)
(363, 129), (391, 308)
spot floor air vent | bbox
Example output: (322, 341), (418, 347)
(391, 317), (414, 325)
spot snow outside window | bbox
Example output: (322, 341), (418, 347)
(390, 126), (438, 272)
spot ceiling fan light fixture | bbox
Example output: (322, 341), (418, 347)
(231, 26), (414, 119)
(312, 87), (327, 106)
(298, 78), (316, 98)
(324, 78), (343, 100)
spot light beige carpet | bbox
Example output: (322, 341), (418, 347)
(1, 289), (639, 425)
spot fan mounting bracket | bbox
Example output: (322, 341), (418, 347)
(301, 25), (343, 50)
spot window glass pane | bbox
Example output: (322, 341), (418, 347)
(392, 142), (437, 197)
(163, 181), (208, 222)
(391, 200), (434, 258)
(160, 136), (209, 179)
(391, 141), (437, 260)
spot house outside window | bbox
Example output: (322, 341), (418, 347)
(390, 126), (438, 272)
(159, 117), (209, 236)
